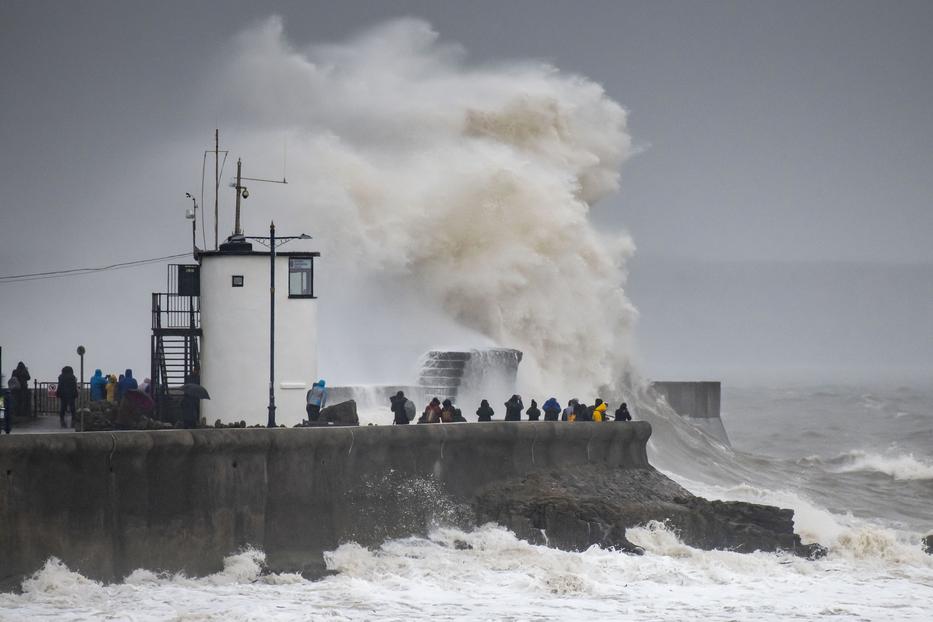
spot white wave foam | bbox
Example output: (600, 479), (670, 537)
(830, 450), (933, 481)
(668, 476), (933, 567)
(4, 525), (932, 621)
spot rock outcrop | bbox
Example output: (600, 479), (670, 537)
(474, 466), (826, 558)
(923, 534), (932, 555)
(75, 399), (171, 432)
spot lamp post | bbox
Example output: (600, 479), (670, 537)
(76, 345), (85, 385)
(246, 222), (311, 428)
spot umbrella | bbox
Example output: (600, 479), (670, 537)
(404, 399), (416, 421)
(182, 384), (211, 400)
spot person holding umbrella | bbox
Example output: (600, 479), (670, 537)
(180, 381), (210, 429)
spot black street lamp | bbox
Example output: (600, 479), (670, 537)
(246, 222), (311, 428)
(76, 345), (86, 385)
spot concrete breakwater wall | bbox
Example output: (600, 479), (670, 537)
(0, 422), (650, 589)
(651, 381), (730, 446)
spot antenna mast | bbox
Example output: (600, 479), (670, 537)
(228, 156), (285, 240)
(234, 158), (243, 236)
(214, 129), (220, 250)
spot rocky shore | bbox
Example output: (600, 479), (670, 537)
(473, 465), (826, 558)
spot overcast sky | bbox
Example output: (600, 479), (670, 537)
(1, 0), (931, 384)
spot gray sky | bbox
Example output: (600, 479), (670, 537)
(1, 0), (931, 383)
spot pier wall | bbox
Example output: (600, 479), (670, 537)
(651, 381), (721, 419)
(651, 381), (729, 445)
(0, 422), (650, 589)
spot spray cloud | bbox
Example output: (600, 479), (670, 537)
(217, 16), (638, 396)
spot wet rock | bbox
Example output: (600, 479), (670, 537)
(213, 419), (248, 429)
(320, 400), (359, 426)
(75, 401), (118, 431)
(76, 398), (170, 431)
(923, 534), (933, 555)
(473, 466), (824, 559)
(802, 542), (828, 560)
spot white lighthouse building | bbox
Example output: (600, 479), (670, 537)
(150, 152), (320, 427)
(198, 241), (320, 427)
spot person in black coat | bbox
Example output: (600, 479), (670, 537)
(390, 391), (409, 425)
(56, 366), (78, 428)
(504, 394), (524, 421)
(615, 402), (632, 421)
(476, 399), (494, 422)
(181, 393), (199, 429)
(525, 399), (541, 421)
(574, 401), (590, 422)
(12, 362), (30, 419)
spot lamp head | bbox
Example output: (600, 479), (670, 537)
(241, 187), (249, 199)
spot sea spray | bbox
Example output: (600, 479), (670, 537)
(213, 16), (637, 399)
(208, 16), (874, 509)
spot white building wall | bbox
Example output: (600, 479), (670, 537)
(199, 254), (318, 426)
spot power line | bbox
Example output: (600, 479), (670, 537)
(0, 252), (192, 284)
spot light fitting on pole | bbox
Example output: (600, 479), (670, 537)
(185, 193), (197, 220)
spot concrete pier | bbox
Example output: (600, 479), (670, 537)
(0, 422), (650, 589)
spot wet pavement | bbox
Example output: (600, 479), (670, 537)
(3, 415), (75, 435)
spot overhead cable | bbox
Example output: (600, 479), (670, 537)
(0, 252), (192, 284)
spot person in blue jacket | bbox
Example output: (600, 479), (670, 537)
(306, 379), (326, 422)
(89, 369), (107, 401)
(117, 369), (138, 401)
(542, 397), (562, 421)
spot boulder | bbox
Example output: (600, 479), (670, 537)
(320, 400), (359, 426)
(924, 534), (933, 555)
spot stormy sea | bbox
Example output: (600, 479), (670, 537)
(2, 17), (930, 621)
(1, 382), (931, 621)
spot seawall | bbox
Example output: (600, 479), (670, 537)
(0, 422), (650, 589)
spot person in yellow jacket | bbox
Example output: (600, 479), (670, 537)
(105, 374), (118, 402)
(592, 399), (608, 422)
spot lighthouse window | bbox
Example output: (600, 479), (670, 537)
(231, 275), (244, 287)
(288, 257), (315, 298)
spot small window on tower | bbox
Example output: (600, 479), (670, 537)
(231, 275), (244, 287)
(288, 257), (315, 298)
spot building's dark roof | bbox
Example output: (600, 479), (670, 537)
(198, 250), (321, 259)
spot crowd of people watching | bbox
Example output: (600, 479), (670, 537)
(387, 391), (633, 425)
(2, 361), (148, 431)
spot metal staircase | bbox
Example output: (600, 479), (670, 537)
(150, 265), (201, 420)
